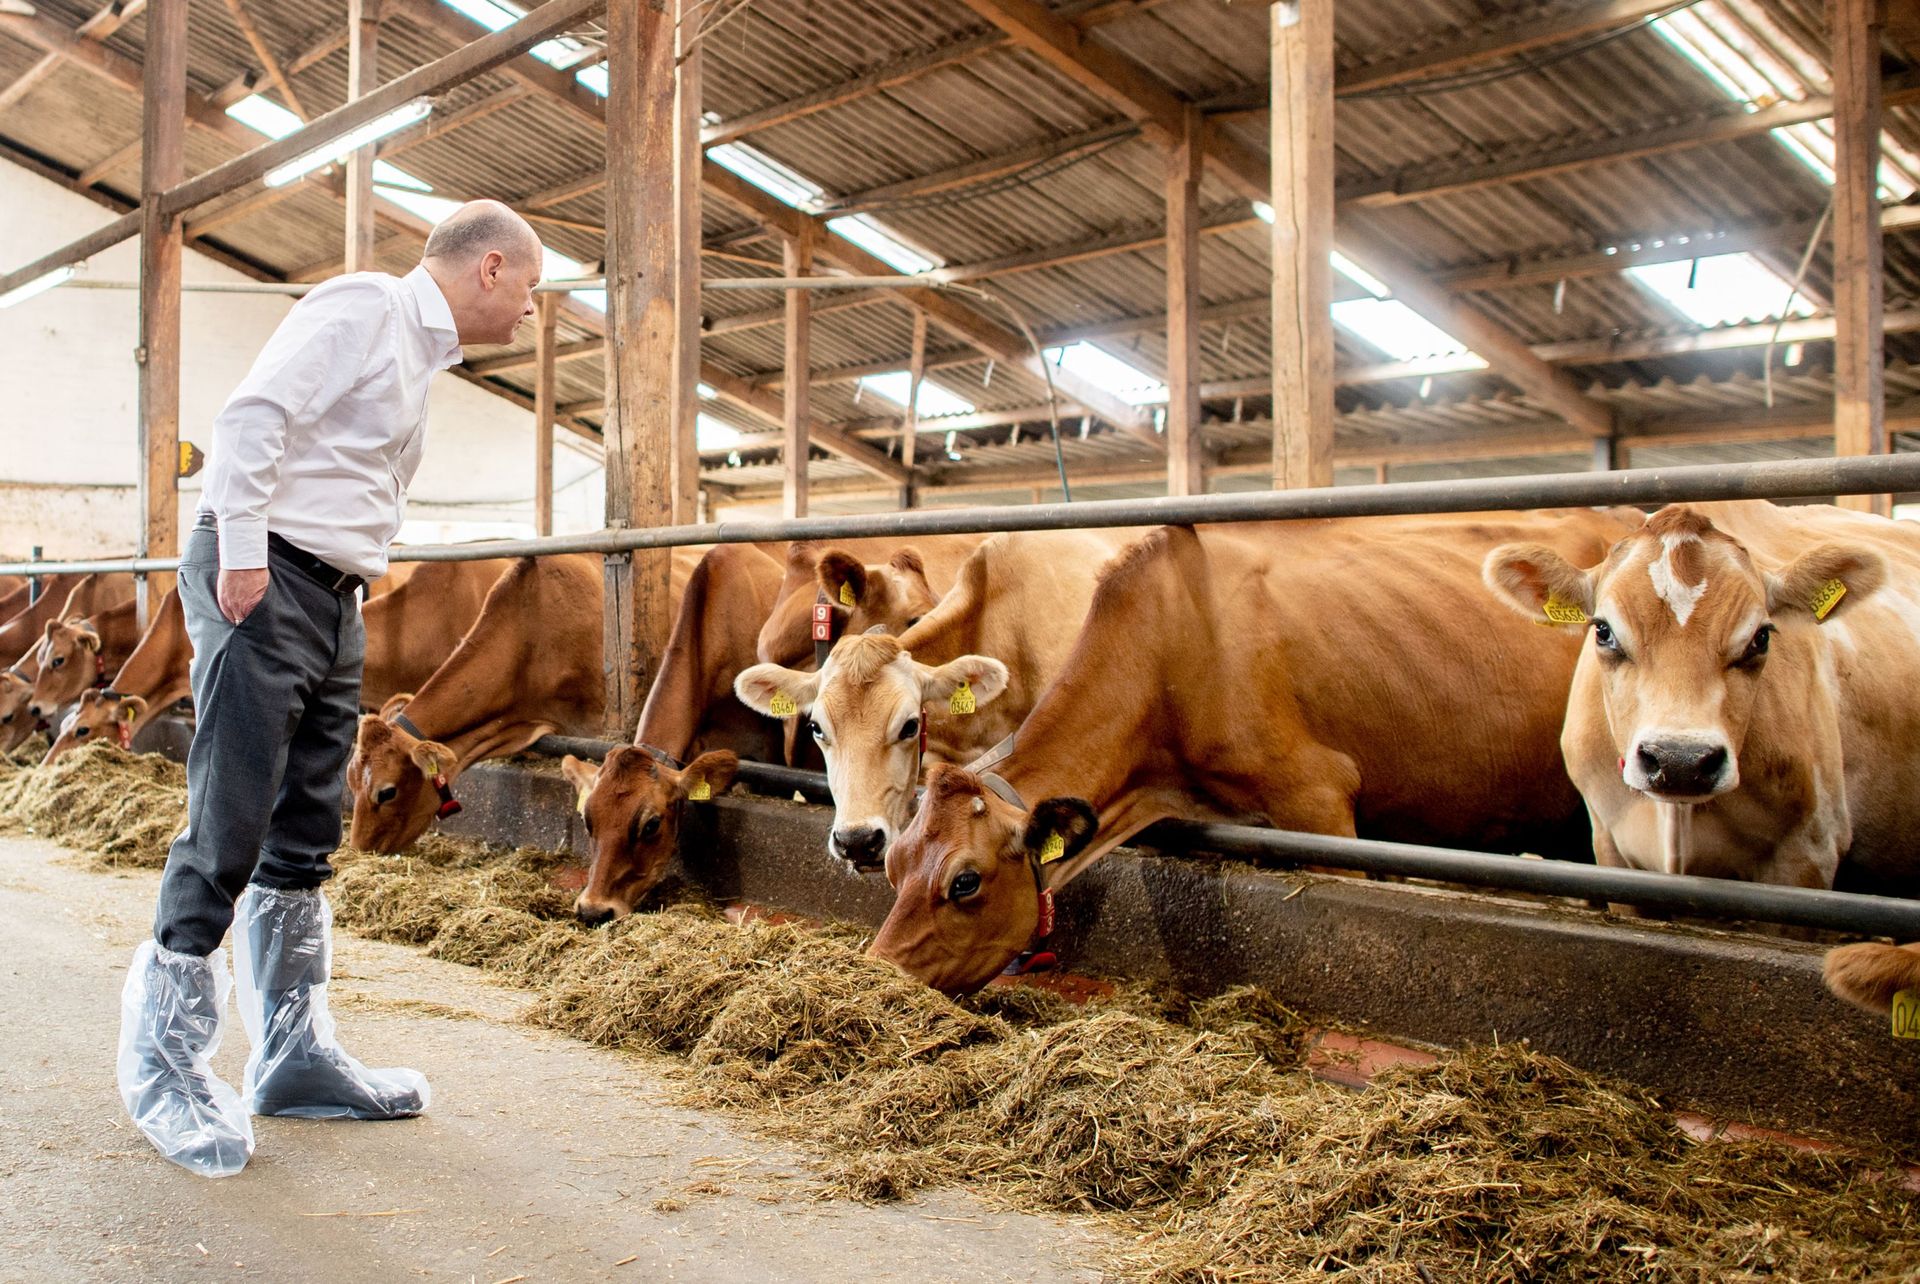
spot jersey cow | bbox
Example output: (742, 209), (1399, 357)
(1484, 501), (1920, 895)
(0, 574), (135, 752)
(566, 537), (986, 924)
(735, 530), (1143, 870)
(867, 509), (1643, 994)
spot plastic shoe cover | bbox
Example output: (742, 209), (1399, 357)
(233, 884), (430, 1120)
(117, 942), (255, 1178)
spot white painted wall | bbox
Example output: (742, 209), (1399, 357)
(0, 158), (603, 561)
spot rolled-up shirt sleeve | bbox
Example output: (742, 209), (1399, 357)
(202, 279), (393, 569)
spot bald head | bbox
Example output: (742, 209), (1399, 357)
(419, 200), (544, 347)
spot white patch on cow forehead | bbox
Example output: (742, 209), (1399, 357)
(1646, 533), (1709, 627)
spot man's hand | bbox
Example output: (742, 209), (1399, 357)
(218, 567), (269, 624)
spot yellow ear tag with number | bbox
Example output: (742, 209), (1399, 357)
(688, 779), (712, 801)
(1039, 831), (1066, 864)
(574, 787), (590, 817)
(1541, 596), (1588, 626)
(949, 679), (976, 716)
(1893, 989), (1920, 1040)
(769, 692), (798, 718)
(839, 581), (856, 608)
(1810, 578), (1847, 622)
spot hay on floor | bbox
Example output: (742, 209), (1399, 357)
(0, 741), (186, 868)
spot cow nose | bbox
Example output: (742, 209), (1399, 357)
(1635, 738), (1731, 796)
(830, 825), (887, 869)
(26, 704), (43, 720)
(575, 902), (616, 928)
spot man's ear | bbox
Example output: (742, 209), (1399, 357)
(1483, 543), (1594, 627)
(920, 655), (1010, 712)
(407, 738), (458, 779)
(560, 754), (601, 813)
(1022, 797), (1099, 868)
(734, 663), (819, 717)
(1768, 543), (1887, 620)
(677, 749), (740, 802)
(817, 550), (867, 612)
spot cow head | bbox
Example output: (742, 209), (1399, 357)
(45, 690), (147, 763)
(1485, 504), (1885, 804)
(565, 746), (739, 924)
(866, 765), (1096, 995)
(755, 544), (940, 665)
(346, 713), (460, 852)
(734, 635), (1008, 872)
(0, 669), (33, 753)
(27, 616), (101, 722)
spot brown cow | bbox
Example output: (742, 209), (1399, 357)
(360, 558), (514, 708)
(868, 509), (1643, 994)
(43, 590), (191, 762)
(1824, 942), (1920, 1020)
(735, 529), (1143, 869)
(0, 668), (32, 754)
(27, 596), (144, 722)
(0, 572), (133, 678)
(348, 551), (699, 854)
(1484, 501), (1920, 894)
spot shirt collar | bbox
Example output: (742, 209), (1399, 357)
(404, 264), (464, 369)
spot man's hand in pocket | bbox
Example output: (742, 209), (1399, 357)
(218, 567), (269, 624)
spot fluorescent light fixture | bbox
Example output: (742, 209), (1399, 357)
(264, 98), (433, 188)
(859, 371), (976, 417)
(0, 263), (75, 309)
(1625, 252), (1816, 327)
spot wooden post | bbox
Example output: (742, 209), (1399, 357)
(533, 291), (558, 536)
(900, 310), (925, 508)
(601, 0), (677, 737)
(1269, 0), (1334, 490)
(671, 0), (702, 524)
(1830, 0), (1888, 515)
(1165, 104), (1205, 496)
(138, 0), (186, 616)
(782, 223), (814, 519)
(344, 0), (380, 274)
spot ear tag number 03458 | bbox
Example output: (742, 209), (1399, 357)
(949, 680), (976, 716)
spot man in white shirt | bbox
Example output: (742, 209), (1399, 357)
(117, 200), (545, 1178)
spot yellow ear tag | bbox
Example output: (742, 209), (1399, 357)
(1810, 578), (1847, 622)
(1541, 596), (1588, 626)
(949, 679), (976, 716)
(118, 704), (137, 724)
(769, 692), (798, 718)
(839, 581), (856, 608)
(574, 787), (590, 817)
(688, 779), (712, 801)
(1039, 831), (1066, 863)
(1894, 989), (1920, 1040)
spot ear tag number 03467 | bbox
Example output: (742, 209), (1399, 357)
(1810, 578), (1847, 622)
(949, 680), (977, 716)
(769, 692), (798, 718)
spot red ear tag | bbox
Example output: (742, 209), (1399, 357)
(434, 773), (463, 820)
(1034, 885), (1055, 939)
(116, 720), (131, 750)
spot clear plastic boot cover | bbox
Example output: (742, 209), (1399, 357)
(117, 942), (255, 1178)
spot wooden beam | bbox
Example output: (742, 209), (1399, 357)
(783, 224), (814, 520)
(221, 0), (306, 119)
(138, 0), (186, 606)
(1270, 0), (1333, 490)
(821, 120), (1136, 215)
(533, 291), (558, 536)
(672, 0), (702, 526)
(700, 366), (910, 485)
(0, 54), (60, 114)
(1165, 105), (1204, 497)
(343, 0), (379, 274)
(1336, 0), (1679, 95)
(1831, 0), (1888, 514)
(938, 210), (1259, 283)
(75, 137), (140, 187)
(465, 336), (602, 374)
(702, 35), (1001, 147)
(383, 0), (607, 130)
(601, 0), (676, 738)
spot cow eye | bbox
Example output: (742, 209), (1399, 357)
(906, 616), (922, 629)
(948, 869), (981, 900)
(641, 815), (663, 842)
(1592, 620), (1620, 653)
(806, 717), (827, 743)
(50, 656), (64, 669)
(0, 713), (10, 724)
(374, 784), (397, 806)
(75, 725), (90, 738)
(1738, 624), (1773, 666)
(899, 717), (919, 743)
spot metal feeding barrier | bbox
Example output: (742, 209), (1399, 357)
(13, 452), (1920, 936)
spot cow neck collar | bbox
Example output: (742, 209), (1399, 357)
(637, 743), (684, 771)
(92, 653), (109, 688)
(812, 588), (841, 669)
(392, 710), (428, 740)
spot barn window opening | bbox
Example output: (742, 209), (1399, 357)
(1625, 252), (1816, 327)
(857, 371), (976, 417)
(1044, 343), (1167, 406)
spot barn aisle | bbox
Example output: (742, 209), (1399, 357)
(0, 835), (1111, 1283)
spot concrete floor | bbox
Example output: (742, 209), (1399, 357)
(0, 835), (1112, 1283)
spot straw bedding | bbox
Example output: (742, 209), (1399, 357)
(9, 745), (1919, 1280)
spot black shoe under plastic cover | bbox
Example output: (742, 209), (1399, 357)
(117, 941), (255, 1178)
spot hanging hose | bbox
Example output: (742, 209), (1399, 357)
(936, 281), (1074, 503)
(1763, 198), (1832, 411)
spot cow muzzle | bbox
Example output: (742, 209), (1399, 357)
(1626, 734), (1735, 800)
(828, 824), (888, 872)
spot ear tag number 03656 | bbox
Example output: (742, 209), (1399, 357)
(949, 680), (976, 716)
(1810, 578), (1847, 622)
(1541, 596), (1588, 626)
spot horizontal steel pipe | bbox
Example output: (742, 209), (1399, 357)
(528, 735), (832, 799)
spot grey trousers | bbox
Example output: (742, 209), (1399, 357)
(154, 525), (365, 957)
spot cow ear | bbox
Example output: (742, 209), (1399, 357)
(74, 622), (101, 652)
(920, 655), (1010, 712)
(889, 548), (925, 578)
(817, 550), (867, 612)
(42, 618), (58, 640)
(121, 695), (148, 722)
(1022, 797), (1098, 869)
(1768, 543), (1886, 620)
(1484, 542), (1594, 627)
(407, 738), (457, 779)
(379, 692), (415, 720)
(734, 663), (818, 718)
(678, 749), (739, 802)
(560, 754), (600, 814)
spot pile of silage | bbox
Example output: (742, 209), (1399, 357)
(0, 732), (49, 773)
(19, 746), (1920, 1279)
(0, 741), (186, 868)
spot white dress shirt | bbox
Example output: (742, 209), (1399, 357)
(199, 264), (463, 579)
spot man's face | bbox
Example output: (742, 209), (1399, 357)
(466, 245), (542, 346)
